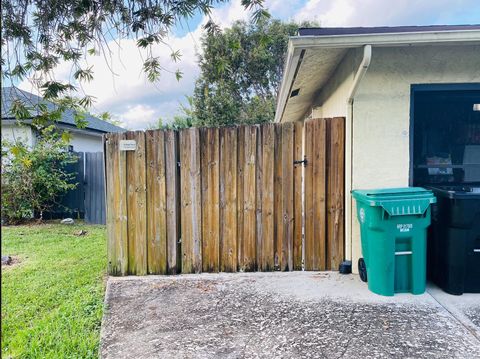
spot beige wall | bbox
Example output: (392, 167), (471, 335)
(313, 48), (362, 118)
(311, 44), (480, 272)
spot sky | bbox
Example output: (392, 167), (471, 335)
(18, 0), (480, 130)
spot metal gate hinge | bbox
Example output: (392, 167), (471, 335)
(294, 156), (308, 167)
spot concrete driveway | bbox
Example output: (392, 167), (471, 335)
(100, 272), (480, 359)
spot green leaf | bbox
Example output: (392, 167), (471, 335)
(61, 131), (72, 143)
(175, 69), (183, 82)
(74, 113), (88, 129)
(170, 50), (182, 62)
(73, 67), (94, 82)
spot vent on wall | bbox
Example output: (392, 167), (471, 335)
(290, 88), (300, 98)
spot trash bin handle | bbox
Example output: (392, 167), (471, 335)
(395, 251), (412, 255)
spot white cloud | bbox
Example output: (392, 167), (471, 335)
(120, 104), (158, 130)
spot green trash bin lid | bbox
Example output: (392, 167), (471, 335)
(352, 187), (436, 216)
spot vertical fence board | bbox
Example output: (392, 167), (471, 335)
(293, 121), (304, 270)
(146, 130), (167, 274)
(165, 130), (180, 274)
(327, 117), (345, 270)
(126, 131), (147, 275)
(180, 128), (202, 273)
(220, 127), (237, 272)
(201, 128), (220, 272)
(237, 127), (245, 270)
(261, 124), (275, 271)
(117, 133), (129, 275)
(105, 134), (118, 274)
(243, 125), (257, 271)
(256, 126), (263, 271)
(274, 124), (283, 270)
(304, 120), (315, 270)
(313, 119), (327, 271)
(281, 123), (294, 271)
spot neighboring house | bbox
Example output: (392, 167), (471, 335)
(1, 86), (124, 152)
(275, 25), (480, 272)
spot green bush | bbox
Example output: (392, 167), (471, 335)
(1, 125), (78, 223)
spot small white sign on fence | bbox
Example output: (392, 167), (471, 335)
(119, 140), (137, 151)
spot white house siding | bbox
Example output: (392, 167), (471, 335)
(311, 44), (480, 271)
(1, 124), (36, 148)
(68, 131), (104, 153)
(1, 123), (105, 153)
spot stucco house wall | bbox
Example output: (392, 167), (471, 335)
(309, 44), (480, 270)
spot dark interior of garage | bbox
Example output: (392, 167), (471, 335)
(412, 88), (480, 186)
(411, 86), (480, 295)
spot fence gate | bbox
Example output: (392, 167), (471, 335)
(84, 152), (106, 225)
(105, 118), (345, 275)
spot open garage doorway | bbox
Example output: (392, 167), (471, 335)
(410, 84), (480, 186)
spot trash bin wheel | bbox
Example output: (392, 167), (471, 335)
(358, 258), (367, 282)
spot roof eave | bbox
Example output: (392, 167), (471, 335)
(275, 29), (480, 123)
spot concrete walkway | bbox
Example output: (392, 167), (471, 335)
(100, 272), (480, 359)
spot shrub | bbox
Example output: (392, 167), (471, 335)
(1, 125), (78, 224)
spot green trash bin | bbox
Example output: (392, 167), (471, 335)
(352, 188), (436, 296)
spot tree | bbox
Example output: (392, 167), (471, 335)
(192, 18), (313, 126)
(1, 0), (267, 124)
(1, 125), (79, 223)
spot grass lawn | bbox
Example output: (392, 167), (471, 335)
(1, 222), (107, 359)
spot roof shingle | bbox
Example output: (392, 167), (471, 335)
(1, 86), (125, 133)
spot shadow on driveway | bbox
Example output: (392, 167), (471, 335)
(101, 272), (480, 359)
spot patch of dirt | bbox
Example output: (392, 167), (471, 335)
(1, 255), (22, 269)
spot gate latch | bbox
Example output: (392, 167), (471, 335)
(293, 156), (308, 167)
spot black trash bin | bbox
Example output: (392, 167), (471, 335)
(427, 185), (480, 295)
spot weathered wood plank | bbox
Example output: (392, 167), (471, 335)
(281, 123), (294, 271)
(126, 131), (147, 275)
(327, 117), (345, 270)
(180, 128), (202, 273)
(201, 128), (220, 272)
(117, 133), (129, 275)
(261, 124), (275, 271)
(255, 125), (263, 272)
(146, 130), (167, 274)
(105, 134), (117, 274)
(243, 125), (257, 271)
(293, 121), (304, 270)
(219, 127), (237, 272)
(304, 120), (315, 271)
(165, 130), (180, 274)
(236, 126), (245, 270)
(313, 119), (327, 271)
(274, 124), (283, 270)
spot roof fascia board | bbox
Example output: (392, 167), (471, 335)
(290, 30), (480, 48)
(274, 45), (303, 122)
(56, 123), (105, 137)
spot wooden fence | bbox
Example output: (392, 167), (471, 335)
(105, 118), (344, 275)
